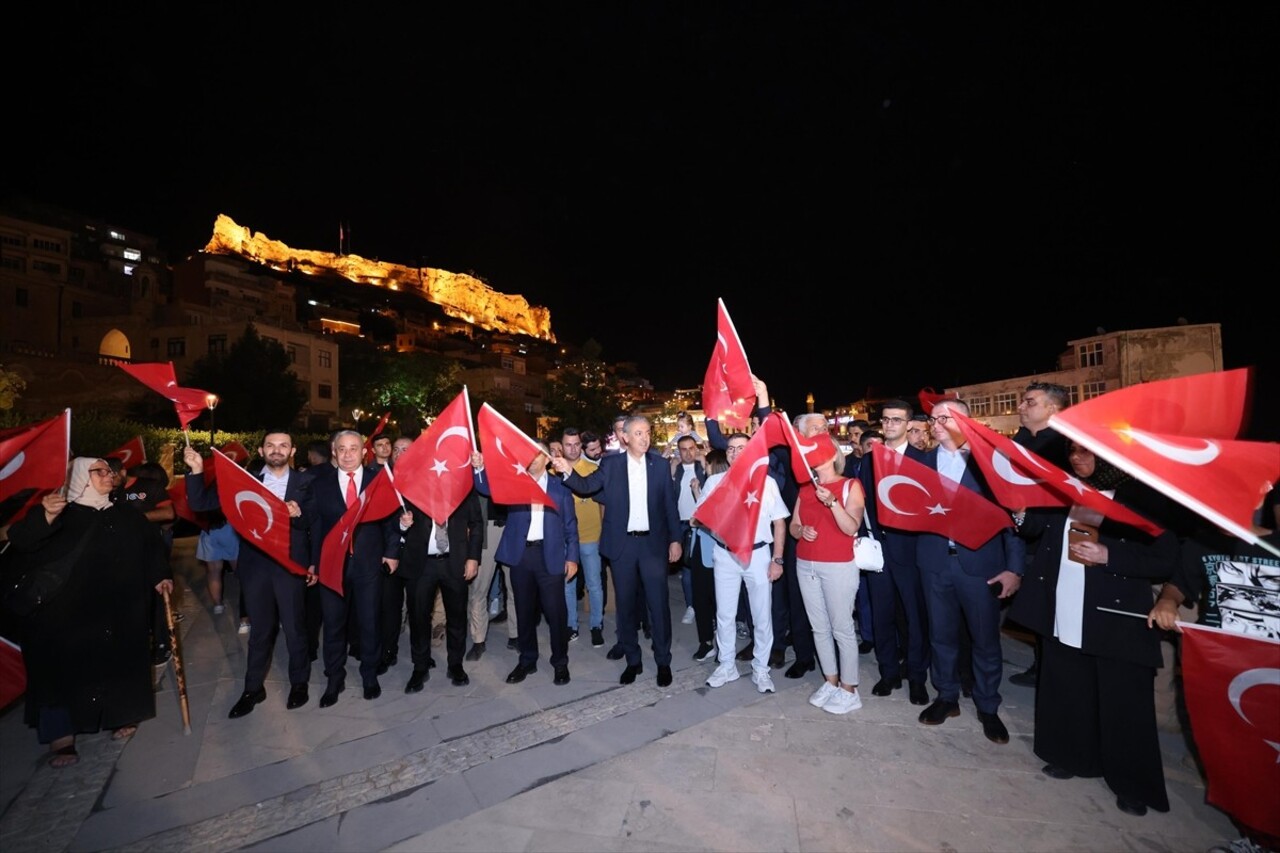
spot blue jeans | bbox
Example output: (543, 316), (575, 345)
(565, 540), (603, 631)
(682, 565), (693, 608)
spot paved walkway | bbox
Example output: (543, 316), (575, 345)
(0, 537), (1240, 852)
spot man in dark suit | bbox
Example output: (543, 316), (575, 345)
(914, 399), (1024, 744)
(473, 443), (580, 685)
(183, 433), (321, 718)
(552, 415), (682, 687)
(395, 487), (485, 692)
(312, 429), (402, 705)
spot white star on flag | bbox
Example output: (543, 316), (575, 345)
(927, 503), (951, 515)
(431, 458), (449, 476)
(744, 490), (760, 507)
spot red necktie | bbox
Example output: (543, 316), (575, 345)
(345, 471), (358, 508)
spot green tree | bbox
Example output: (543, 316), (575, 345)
(184, 324), (308, 431)
(540, 338), (623, 437)
(339, 337), (462, 431)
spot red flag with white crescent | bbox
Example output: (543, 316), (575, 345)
(1178, 622), (1280, 837)
(1049, 370), (1279, 557)
(870, 443), (1012, 549)
(118, 362), (214, 429)
(701, 298), (756, 429)
(106, 435), (147, 470)
(394, 389), (476, 525)
(210, 449), (308, 577)
(759, 411), (823, 484)
(317, 467), (403, 594)
(475, 404), (557, 509)
(691, 427), (772, 565)
(217, 440), (250, 466)
(0, 409), (70, 524)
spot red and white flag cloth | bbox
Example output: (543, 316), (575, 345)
(210, 449), (309, 578)
(759, 411), (819, 485)
(701, 298), (756, 430)
(362, 412), (392, 464)
(118, 362), (214, 429)
(0, 409), (70, 522)
(168, 477), (211, 531)
(0, 634), (26, 711)
(394, 389), (476, 525)
(917, 387), (957, 413)
(870, 442), (1013, 549)
(317, 466), (403, 595)
(1178, 622), (1280, 837)
(217, 440), (251, 466)
(946, 409), (1164, 536)
(1049, 369), (1280, 557)
(691, 427), (773, 565)
(475, 404), (557, 510)
(106, 435), (147, 469)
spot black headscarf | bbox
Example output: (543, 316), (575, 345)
(1083, 453), (1131, 492)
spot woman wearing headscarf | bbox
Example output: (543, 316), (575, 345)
(4, 457), (173, 767)
(1008, 441), (1180, 817)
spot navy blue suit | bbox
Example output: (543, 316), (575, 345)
(474, 470), (580, 668)
(563, 450), (680, 667)
(914, 448), (1024, 712)
(186, 467), (321, 692)
(312, 465), (402, 689)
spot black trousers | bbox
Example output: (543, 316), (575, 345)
(690, 563), (716, 644)
(241, 561), (310, 690)
(413, 555), (468, 668)
(511, 544), (569, 668)
(610, 538), (671, 667)
(321, 563), (383, 687)
(380, 566), (414, 662)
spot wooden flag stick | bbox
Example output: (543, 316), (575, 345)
(162, 588), (192, 734)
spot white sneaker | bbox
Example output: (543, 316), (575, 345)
(706, 663), (740, 688)
(681, 606), (695, 625)
(822, 687), (863, 715)
(809, 681), (841, 708)
(238, 622), (250, 635)
(212, 604), (225, 615)
(752, 671), (776, 694)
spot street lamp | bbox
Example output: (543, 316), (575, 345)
(206, 394), (220, 447)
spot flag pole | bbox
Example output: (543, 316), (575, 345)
(162, 588), (192, 734)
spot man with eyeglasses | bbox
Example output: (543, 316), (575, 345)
(858, 399), (932, 706)
(1007, 382), (1071, 689)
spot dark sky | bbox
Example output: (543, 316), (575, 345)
(7, 5), (1277, 436)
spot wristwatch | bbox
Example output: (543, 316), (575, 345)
(771, 557), (784, 566)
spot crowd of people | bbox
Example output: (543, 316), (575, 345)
(2, 375), (1276, 853)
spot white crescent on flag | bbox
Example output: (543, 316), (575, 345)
(0, 452), (23, 480)
(436, 426), (470, 449)
(1227, 667), (1280, 734)
(115, 448), (135, 466)
(1119, 428), (1221, 466)
(992, 450), (1041, 486)
(234, 490), (275, 538)
(879, 474), (930, 516)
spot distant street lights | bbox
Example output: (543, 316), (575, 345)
(206, 394), (220, 447)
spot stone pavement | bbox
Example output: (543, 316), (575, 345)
(0, 536), (1241, 852)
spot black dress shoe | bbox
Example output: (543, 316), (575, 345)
(908, 680), (929, 706)
(506, 663), (536, 683)
(977, 711), (1009, 744)
(319, 681), (346, 708)
(426, 656), (437, 669)
(1008, 663), (1038, 687)
(858, 640), (874, 655)
(363, 682), (382, 700)
(918, 699), (961, 726)
(464, 642), (486, 661)
(785, 659), (816, 679)
(768, 648), (786, 669)
(286, 684), (309, 710)
(375, 660), (390, 676)
(606, 644), (625, 661)
(871, 677), (902, 697)
(376, 654), (396, 676)
(1116, 796), (1147, 817)
(1042, 763), (1074, 780)
(961, 682), (974, 698)
(657, 665), (672, 687)
(447, 665), (470, 686)
(736, 642), (755, 662)
(619, 663), (643, 684)
(405, 669), (428, 693)
(507, 638), (519, 651)
(553, 665), (571, 685)
(228, 687), (267, 719)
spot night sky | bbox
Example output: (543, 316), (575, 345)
(7, 5), (1276, 436)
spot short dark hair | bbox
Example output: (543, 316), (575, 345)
(879, 399), (914, 417)
(562, 426), (581, 440)
(581, 430), (599, 444)
(1026, 381), (1070, 409)
(613, 414), (628, 427)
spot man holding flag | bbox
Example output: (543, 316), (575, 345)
(183, 432), (321, 717)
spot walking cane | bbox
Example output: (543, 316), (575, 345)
(162, 587), (192, 734)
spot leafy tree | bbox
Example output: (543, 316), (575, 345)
(540, 338), (623, 437)
(184, 324), (308, 431)
(0, 364), (25, 410)
(339, 337), (462, 428)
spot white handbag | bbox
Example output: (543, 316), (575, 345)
(853, 527), (884, 572)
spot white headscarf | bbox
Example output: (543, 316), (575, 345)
(66, 457), (112, 510)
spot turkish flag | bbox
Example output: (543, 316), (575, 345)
(1050, 370), (1280, 557)
(870, 443), (1012, 549)
(918, 387), (957, 413)
(0, 634), (25, 711)
(362, 411), (392, 464)
(119, 362), (214, 429)
(210, 449), (309, 577)
(217, 440), (251, 466)
(691, 427), (773, 565)
(701, 298), (756, 429)
(1179, 623), (1280, 837)
(0, 409), (70, 524)
(759, 411), (819, 484)
(475, 404), (557, 509)
(946, 409), (1163, 536)
(317, 467), (403, 595)
(168, 477), (211, 531)
(106, 435), (147, 470)
(394, 389), (476, 525)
